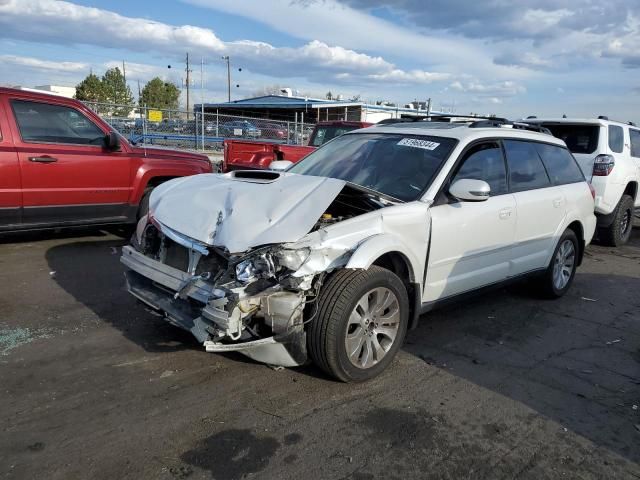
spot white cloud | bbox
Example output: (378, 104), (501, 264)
(450, 80), (526, 97)
(0, 0), (450, 86)
(0, 54), (87, 72)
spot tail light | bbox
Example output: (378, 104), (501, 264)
(588, 183), (596, 199)
(592, 154), (614, 176)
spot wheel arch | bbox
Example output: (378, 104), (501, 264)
(624, 181), (638, 202)
(566, 220), (585, 266)
(346, 236), (422, 330)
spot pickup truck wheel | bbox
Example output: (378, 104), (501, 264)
(308, 266), (409, 383)
(599, 194), (634, 246)
(537, 229), (578, 299)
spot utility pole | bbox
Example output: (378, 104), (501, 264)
(185, 52), (192, 115)
(222, 55), (230, 102)
(201, 58), (205, 151)
(122, 60), (127, 84)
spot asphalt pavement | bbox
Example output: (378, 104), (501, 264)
(1, 226), (639, 479)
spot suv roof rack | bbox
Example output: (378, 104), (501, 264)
(377, 114), (509, 125)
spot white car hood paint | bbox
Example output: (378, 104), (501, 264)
(149, 172), (346, 253)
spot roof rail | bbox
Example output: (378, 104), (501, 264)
(630, 121), (637, 127)
(598, 115), (609, 120)
(469, 119), (552, 135)
(377, 114), (509, 125)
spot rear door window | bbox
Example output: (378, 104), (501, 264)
(629, 129), (640, 158)
(503, 140), (551, 192)
(534, 143), (585, 185)
(542, 124), (599, 154)
(608, 125), (624, 153)
(11, 100), (105, 145)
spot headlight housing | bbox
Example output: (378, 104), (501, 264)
(235, 253), (276, 284)
(275, 248), (310, 271)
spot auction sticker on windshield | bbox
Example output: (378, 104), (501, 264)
(397, 138), (440, 150)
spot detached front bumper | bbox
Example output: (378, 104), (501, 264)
(121, 245), (307, 367)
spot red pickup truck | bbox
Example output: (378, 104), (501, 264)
(222, 120), (372, 171)
(0, 88), (212, 232)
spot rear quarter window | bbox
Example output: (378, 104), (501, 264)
(629, 129), (640, 158)
(503, 140), (551, 192)
(608, 125), (624, 154)
(542, 124), (599, 154)
(535, 143), (585, 185)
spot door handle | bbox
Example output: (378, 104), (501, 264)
(499, 207), (512, 219)
(553, 197), (563, 208)
(29, 156), (58, 163)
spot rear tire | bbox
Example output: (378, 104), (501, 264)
(599, 194), (634, 246)
(307, 266), (409, 383)
(537, 229), (579, 299)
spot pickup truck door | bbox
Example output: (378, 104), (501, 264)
(424, 141), (516, 301)
(0, 98), (21, 228)
(7, 97), (131, 227)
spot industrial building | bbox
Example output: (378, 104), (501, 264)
(195, 93), (439, 125)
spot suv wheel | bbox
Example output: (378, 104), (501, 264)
(538, 229), (579, 298)
(599, 194), (634, 246)
(308, 266), (409, 383)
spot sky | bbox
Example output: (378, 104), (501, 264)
(0, 0), (638, 121)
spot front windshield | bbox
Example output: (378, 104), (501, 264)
(288, 133), (457, 201)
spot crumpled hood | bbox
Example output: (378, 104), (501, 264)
(149, 172), (346, 253)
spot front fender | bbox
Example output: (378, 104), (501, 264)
(346, 233), (421, 283)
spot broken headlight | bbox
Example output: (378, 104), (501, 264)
(275, 248), (310, 271)
(235, 253), (276, 284)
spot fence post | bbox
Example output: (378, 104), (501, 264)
(216, 109), (219, 137)
(287, 122), (290, 144)
(300, 112), (304, 145)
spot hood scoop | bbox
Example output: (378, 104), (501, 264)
(230, 170), (281, 183)
(149, 172), (346, 253)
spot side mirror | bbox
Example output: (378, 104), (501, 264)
(449, 179), (491, 202)
(105, 131), (121, 151)
(269, 160), (293, 171)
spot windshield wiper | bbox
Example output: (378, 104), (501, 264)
(344, 181), (404, 204)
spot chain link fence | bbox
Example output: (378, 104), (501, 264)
(82, 102), (315, 153)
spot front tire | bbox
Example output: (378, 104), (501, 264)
(308, 266), (409, 383)
(537, 229), (579, 298)
(599, 194), (634, 246)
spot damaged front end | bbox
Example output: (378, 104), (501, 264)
(122, 218), (321, 367)
(120, 171), (408, 367)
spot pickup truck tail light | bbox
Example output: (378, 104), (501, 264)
(592, 154), (614, 176)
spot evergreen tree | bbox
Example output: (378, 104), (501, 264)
(101, 67), (134, 116)
(140, 77), (180, 110)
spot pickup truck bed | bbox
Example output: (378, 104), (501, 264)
(223, 121), (372, 172)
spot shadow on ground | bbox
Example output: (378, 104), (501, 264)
(44, 228), (640, 464)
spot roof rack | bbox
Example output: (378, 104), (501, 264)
(377, 114), (509, 125)
(468, 119), (552, 135)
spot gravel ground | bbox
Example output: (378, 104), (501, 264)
(0, 226), (639, 479)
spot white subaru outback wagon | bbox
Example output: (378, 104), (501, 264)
(121, 119), (596, 382)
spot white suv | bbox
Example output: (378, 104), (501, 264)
(121, 119), (596, 382)
(526, 117), (640, 245)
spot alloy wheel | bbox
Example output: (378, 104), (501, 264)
(552, 239), (576, 290)
(345, 287), (401, 369)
